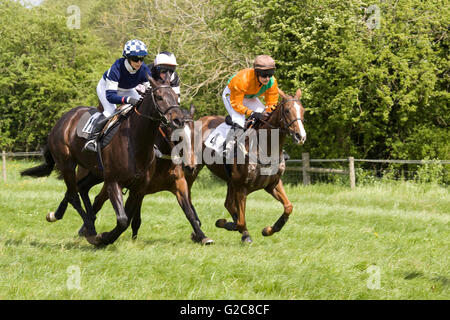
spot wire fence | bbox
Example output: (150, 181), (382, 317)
(2, 150), (450, 186)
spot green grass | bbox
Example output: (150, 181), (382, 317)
(0, 160), (449, 299)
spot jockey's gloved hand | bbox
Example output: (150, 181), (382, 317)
(250, 111), (264, 121)
(127, 97), (141, 105)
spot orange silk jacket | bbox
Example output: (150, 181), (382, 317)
(227, 68), (279, 116)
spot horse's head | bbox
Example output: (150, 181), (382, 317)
(157, 102), (197, 175)
(272, 88), (307, 145)
(139, 75), (184, 129)
(179, 103), (197, 175)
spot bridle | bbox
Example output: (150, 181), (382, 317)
(258, 98), (304, 137)
(134, 84), (180, 126)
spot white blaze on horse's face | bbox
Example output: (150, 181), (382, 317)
(294, 102), (307, 144)
(183, 124), (194, 165)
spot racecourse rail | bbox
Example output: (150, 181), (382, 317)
(2, 150), (449, 187)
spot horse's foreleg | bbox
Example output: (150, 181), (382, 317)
(174, 178), (213, 245)
(95, 182), (130, 245)
(262, 180), (293, 236)
(187, 186), (202, 228)
(234, 188), (251, 243)
(129, 194), (143, 240)
(92, 184), (109, 214)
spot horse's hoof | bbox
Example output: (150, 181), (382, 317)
(201, 237), (214, 246)
(262, 226), (274, 237)
(190, 232), (201, 243)
(46, 212), (57, 222)
(241, 235), (253, 244)
(86, 233), (107, 247)
(78, 226), (88, 237)
(86, 235), (101, 246)
(215, 219), (227, 228)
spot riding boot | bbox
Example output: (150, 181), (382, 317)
(83, 113), (108, 153)
(222, 124), (246, 179)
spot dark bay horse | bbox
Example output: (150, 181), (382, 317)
(76, 105), (214, 245)
(21, 76), (185, 246)
(186, 88), (307, 243)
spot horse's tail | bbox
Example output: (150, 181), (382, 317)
(20, 145), (55, 178)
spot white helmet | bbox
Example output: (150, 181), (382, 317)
(154, 51), (178, 68)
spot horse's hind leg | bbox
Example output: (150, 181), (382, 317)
(216, 184), (251, 243)
(46, 196), (69, 222)
(216, 183), (240, 231)
(59, 163), (98, 241)
(77, 173), (104, 237)
(262, 180), (293, 237)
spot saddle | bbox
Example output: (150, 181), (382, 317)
(76, 104), (134, 150)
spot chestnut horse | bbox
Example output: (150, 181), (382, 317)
(21, 77), (185, 246)
(186, 88), (307, 243)
(76, 105), (214, 245)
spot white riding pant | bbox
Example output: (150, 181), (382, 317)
(97, 77), (142, 117)
(222, 86), (265, 128)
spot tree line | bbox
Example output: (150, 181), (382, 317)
(0, 0), (448, 162)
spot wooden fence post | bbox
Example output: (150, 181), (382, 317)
(302, 152), (310, 185)
(2, 150), (6, 182)
(349, 156), (355, 189)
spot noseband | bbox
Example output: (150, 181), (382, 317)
(134, 84), (180, 126)
(280, 99), (304, 133)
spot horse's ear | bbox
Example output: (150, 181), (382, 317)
(189, 103), (195, 116)
(164, 74), (171, 85)
(147, 73), (158, 88)
(278, 88), (289, 100)
(295, 88), (302, 99)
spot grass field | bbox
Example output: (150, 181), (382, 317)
(0, 160), (449, 300)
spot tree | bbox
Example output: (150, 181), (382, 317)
(0, 0), (110, 150)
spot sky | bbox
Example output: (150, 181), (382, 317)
(18, 0), (44, 8)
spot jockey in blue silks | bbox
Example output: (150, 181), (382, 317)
(83, 39), (151, 152)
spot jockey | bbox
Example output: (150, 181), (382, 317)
(221, 55), (279, 158)
(148, 51), (181, 103)
(83, 39), (151, 153)
(223, 54), (279, 129)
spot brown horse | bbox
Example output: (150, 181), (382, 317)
(76, 104), (214, 245)
(185, 88), (306, 243)
(21, 77), (185, 246)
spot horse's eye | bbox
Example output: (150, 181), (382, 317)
(285, 109), (290, 114)
(156, 96), (163, 101)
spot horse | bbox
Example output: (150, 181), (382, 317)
(21, 76), (185, 246)
(76, 104), (214, 245)
(185, 88), (307, 243)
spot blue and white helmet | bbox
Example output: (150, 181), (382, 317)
(122, 39), (148, 58)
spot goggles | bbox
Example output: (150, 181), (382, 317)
(158, 66), (176, 74)
(129, 56), (145, 62)
(256, 69), (275, 78)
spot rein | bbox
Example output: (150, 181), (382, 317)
(134, 84), (179, 125)
(257, 98), (303, 135)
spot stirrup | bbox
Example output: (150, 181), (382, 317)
(83, 140), (98, 153)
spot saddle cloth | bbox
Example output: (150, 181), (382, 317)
(76, 105), (134, 149)
(204, 122), (231, 153)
